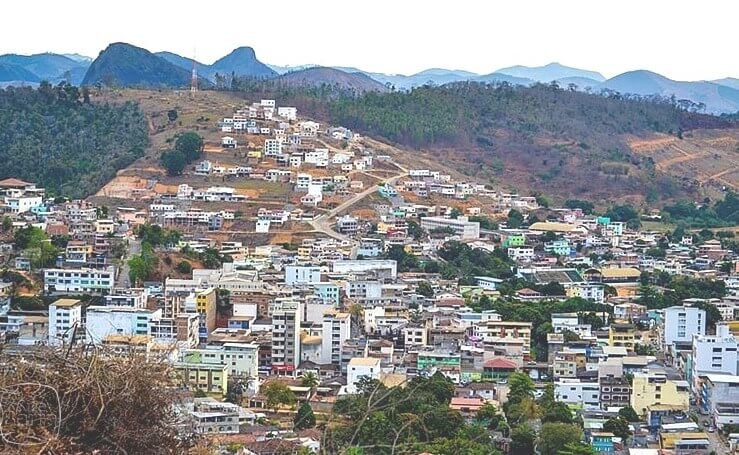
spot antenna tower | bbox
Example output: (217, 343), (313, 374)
(190, 49), (198, 95)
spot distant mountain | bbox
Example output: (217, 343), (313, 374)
(82, 42), (197, 88)
(0, 53), (88, 80)
(62, 53), (93, 63)
(0, 52), (90, 84)
(475, 72), (534, 86)
(268, 64), (318, 75)
(278, 67), (389, 93)
(496, 62), (606, 83)
(210, 47), (276, 79)
(713, 78), (739, 91)
(555, 76), (603, 89)
(155, 51), (201, 72)
(0, 62), (40, 82)
(600, 70), (739, 114)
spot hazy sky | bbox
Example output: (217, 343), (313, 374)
(2, 0), (737, 80)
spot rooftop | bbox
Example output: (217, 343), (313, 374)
(52, 298), (82, 308)
(348, 357), (381, 367)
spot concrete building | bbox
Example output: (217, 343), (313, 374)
(284, 265), (321, 286)
(321, 311), (351, 366)
(332, 260), (397, 279)
(420, 216), (480, 240)
(555, 378), (600, 410)
(86, 306), (161, 344)
(699, 374), (739, 428)
(271, 299), (302, 373)
(691, 327), (739, 394)
(183, 343), (259, 378)
(664, 306), (705, 347)
(346, 357), (382, 394)
(48, 298), (82, 346)
(175, 362), (229, 396)
(43, 267), (115, 294)
(631, 371), (690, 417)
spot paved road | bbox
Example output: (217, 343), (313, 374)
(116, 237), (140, 288)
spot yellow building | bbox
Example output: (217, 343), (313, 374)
(608, 323), (637, 353)
(247, 150), (262, 159)
(631, 372), (690, 417)
(175, 362), (229, 396)
(196, 288), (217, 334)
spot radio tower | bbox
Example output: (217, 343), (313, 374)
(190, 50), (198, 96)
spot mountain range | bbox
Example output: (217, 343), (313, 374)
(1, 44), (738, 113)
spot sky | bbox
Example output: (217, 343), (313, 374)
(1, 0), (737, 81)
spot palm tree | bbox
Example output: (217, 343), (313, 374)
(301, 372), (319, 390)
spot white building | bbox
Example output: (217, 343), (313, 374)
(692, 326), (739, 393)
(263, 139), (282, 156)
(346, 357), (382, 394)
(555, 378), (601, 410)
(420, 216), (480, 240)
(332, 260), (397, 279)
(321, 311), (351, 365)
(664, 305), (706, 347)
(277, 107), (297, 121)
(48, 299), (82, 346)
(187, 343), (260, 378)
(508, 247), (535, 262)
(86, 306), (162, 344)
(43, 267), (115, 294)
(284, 265), (321, 286)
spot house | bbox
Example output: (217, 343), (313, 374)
(346, 357), (381, 394)
(631, 371), (689, 417)
(221, 136), (237, 148)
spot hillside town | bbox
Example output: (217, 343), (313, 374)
(2, 99), (739, 455)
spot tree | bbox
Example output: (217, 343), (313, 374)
(160, 149), (186, 176)
(509, 424), (536, 455)
(507, 209), (524, 228)
(539, 422), (583, 455)
(301, 372), (319, 389)
(417, 281), (434, 298)
(1, 216), (11, 232)
(507, 372), (535, 405)
(603, 416), (631, 440)
(618, 406), (640, 422)
(293, 401), (316, 430)
(263, 381), (296, 413)
(559, 442), (596, 455)
(475, 403), (503, 429)
(449, 207), (463, 219)
(175, 131), (204, 162)
(176, 260), (192, 274)
(167, 109), (178, 122)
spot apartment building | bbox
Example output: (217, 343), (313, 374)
(631, 372), (690, 417)
(664, 306), (706, 347)
(43, 267), (115, 294)
(271, 299), (303, 373)
(48, 298), (82, 346)
(85, 306), (161, 344)
(321, 311), (351, 366)
(420, 216), (480, 240)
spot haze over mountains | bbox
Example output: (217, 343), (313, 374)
(1, 43), (738, 113)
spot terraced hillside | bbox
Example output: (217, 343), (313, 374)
(628, 129), (739, 194)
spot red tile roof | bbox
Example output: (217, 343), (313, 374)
(483, 358), (518, 369)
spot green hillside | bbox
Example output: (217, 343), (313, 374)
(0, 83), (148, 198)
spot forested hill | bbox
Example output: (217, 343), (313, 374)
(322, 82), (736, 202)
(328, 81), (732, 147)
(0, 83), (148, 198)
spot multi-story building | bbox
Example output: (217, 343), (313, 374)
(321, 311), (351, 366)
(598, 361), (632, 409)
(664, 305), (705, 348)
(85, 306), (161, 344)
(420, 216), (480, 240)
(699, 374), (739, 428)
(346, 357), (381, 393)
(555, 378), (600, 410)
(608, 323), (637, 353)
(271, 299), (302, 374)
(183, 343), (259, 378)
(195, 288), (217, 341)
(43, 267), (115, 294)
(284, 265), (321, 286)
(103, 288), (148, 308)
(691, 326), (739, 394)
(48, 298), (82, 346)
(404, 325), (428, 347)
(175, 362), (229, 396)
(631, 371), (690, 417)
